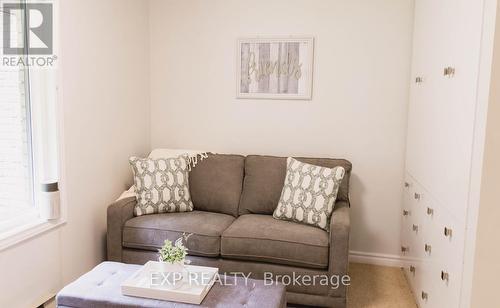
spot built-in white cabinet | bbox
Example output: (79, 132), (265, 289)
(402, 0), (490, 307)
(402, 174), (465, 308)
(406, 0), (484, 225)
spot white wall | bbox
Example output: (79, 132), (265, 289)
(149, 0), (414, 257)
(0, 4), (416, 305)
(0, 1), (150, 307)
(0, 227), (62, 307)
(58, 0), (150, 283)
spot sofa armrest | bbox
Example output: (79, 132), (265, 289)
(107, 196), (136, 261)
(328, 200), (350, 297)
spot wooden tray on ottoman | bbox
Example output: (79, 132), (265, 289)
(121, 261), (218, 304)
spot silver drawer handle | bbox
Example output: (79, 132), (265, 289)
(421, 291), (428, 300)
(412, 224), (419, 232)
(441, 271), (449, 282)
(444, 66), (456, 77)
(415, 77), (424, 83)
(424, 244), (432, 253)
(401, 246), (409, 253)
(414, 193), (421, 200)
(404, 182), (410, 188)
(427, 207), (434, 215)
(403, 210), (410, 216)
(444, 227), (453, 237)
(409, 265), (416, 274)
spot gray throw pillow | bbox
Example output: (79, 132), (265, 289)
(273, 157), (345, 230)
(129, 155), (194, 216)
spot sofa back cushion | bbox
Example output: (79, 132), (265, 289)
(238, 155), (352, 215)
(189, 154), (245, 217)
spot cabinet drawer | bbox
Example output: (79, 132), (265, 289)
(401, 209), (412, 260)
(401, 174), (464, 308)
(425, 197), (465, 267)
(408, 181), (428, 261)
(401, 174), (415, 260)
(416, 260), (440, 308)
(407, 182), (465, 265)
(426, 202), (464, 308)
(428, 259), (462, 308)
(404, 260), (427, 299)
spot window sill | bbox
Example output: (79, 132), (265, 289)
(0, 217), (66, 252)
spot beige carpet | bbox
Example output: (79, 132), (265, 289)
(347, 263), (416, 308)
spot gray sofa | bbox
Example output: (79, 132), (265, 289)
(107, 154), (352, 307)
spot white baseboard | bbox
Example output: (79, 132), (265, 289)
(349, 250), (408, 268)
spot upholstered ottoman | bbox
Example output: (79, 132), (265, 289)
(56, 262), (286, 308)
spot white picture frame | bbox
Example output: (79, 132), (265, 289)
(236, 37), (314, 100)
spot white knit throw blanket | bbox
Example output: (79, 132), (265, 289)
(148, 148), (210, 170)
(116, 148), (211, 201)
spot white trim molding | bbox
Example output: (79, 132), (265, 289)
(0, 218), (66, 252)
(349, 250), (408, 268)
(460, 0), (498, 307)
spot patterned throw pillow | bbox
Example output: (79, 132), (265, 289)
(129, 155), (194, 216)
(273, 157), (345, 230)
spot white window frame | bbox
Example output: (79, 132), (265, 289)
(0, 0), (65, 251)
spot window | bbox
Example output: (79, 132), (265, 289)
(0, 0), (59, 238)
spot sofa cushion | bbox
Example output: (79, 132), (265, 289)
(273, 157), (346, 231)
(129, 155), (193, 216)
(189, 154), (245, 217)
(221, 214), (329, 269)
(239, 155), (352, 215)
(122, 211), (235, 257)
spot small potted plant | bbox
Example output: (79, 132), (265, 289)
(157, 233), (192, 287)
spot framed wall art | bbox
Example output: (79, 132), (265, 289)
(236, 37), (314, 100)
